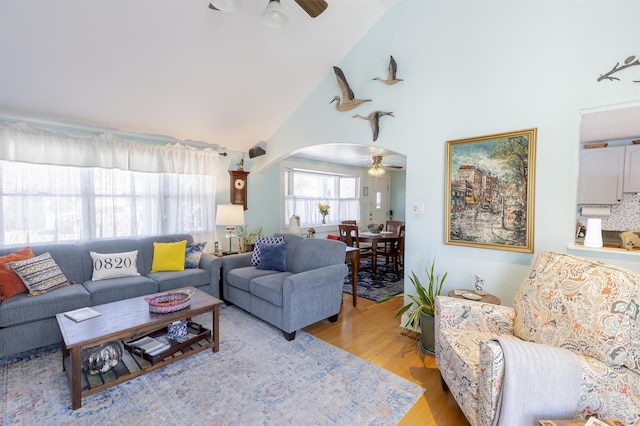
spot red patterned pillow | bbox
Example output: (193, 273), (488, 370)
(0, 247), (34, 300)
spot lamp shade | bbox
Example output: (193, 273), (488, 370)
(584, 218), (603, 248)
(216, 204), (245, 226)
(261, 0), (288, 28)
(209, 0), (239, 12)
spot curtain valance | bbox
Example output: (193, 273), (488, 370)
(0, 121), (219, 176)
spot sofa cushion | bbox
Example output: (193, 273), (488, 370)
(0, 283), (91, 327)
(513, 251), (640, 374)
(147, 268), (210, 292)
(83, 276), (158, 305)
(138, 234), (194, 274)
(226, 266), (280, 292)
(250, 236), (285, 266)
(10, 252), (71, 295)
(151, 240), (187, 272)
(0, 246), (34, 300)
(90, 250), (141, 281)
(256, 242), (287, 272)
(185, 242), (207, 269)
(250, 272), (293, 307)
(81, 238), (143, 280)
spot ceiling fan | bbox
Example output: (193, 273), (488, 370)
(209, 0), (328, 28)
(368, 155), (402, 177)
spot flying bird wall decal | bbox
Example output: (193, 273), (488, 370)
(331, 66), (372, 112)
(353, 111), (394, 142)
(373, 56), (403, 85)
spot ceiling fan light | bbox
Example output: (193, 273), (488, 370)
(368, 166), (385, 178)
(261, 0), (288, 28)
(209, 0), (239, 12)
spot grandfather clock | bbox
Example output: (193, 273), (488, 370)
(229, 170), (249, 210)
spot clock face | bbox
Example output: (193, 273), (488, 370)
(234, 178), (245, 190)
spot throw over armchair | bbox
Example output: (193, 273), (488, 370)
(435, 251), (640, 426)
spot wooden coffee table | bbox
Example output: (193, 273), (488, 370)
(56, 286), (222, 409)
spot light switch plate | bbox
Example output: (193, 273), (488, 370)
(412, 202), (424, 214)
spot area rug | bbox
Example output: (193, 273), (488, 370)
(0, 305), (424, 425)
(343, 257), (404, 302)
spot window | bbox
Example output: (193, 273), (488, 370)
(284, 168), (360, 226)
(0, 160), (216, 245)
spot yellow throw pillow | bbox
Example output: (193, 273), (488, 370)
(151, 240), (187, 272)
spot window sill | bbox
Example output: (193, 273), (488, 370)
(566, 243), (640, 257)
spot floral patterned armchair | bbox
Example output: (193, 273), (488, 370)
(435, 251), (640, 426)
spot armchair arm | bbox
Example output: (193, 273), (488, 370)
(283, 264), (348, 295)
(220, 252), (253, 271)
(436, 295), (515, 335)
(282, 264), (348, 332)
(198, 253), (223, 298)
(479, 339), (507, 426)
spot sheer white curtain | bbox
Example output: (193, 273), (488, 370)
(0, 121), (218, 245)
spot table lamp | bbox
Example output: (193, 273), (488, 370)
(216, 204), (245, 254)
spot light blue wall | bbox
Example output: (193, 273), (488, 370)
(251, 1), (640, 306)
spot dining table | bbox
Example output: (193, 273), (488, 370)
(358, 230), (401, 279)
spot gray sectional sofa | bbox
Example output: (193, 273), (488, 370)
(221, 234), (348, 340)
(0, 233), (222, 358)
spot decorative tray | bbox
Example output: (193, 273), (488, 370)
(123, 321), (211, 365)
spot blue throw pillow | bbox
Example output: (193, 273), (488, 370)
(256, 243), (287, 272)
(185, 242), (207, 269)
(250, 236), (285, 266)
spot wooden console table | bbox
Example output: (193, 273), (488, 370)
(56, 287), (222, 409)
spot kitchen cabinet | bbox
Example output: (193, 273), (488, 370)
(577, 146), (625, 204)
(623, 144), (640, 192)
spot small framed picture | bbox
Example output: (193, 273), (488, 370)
(363, 186), (369, 196)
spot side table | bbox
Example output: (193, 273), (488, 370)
(447, 289), (501, 305)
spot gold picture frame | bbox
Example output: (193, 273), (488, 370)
(445, 128), (537, 253)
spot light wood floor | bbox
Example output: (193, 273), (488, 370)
(304, 294), (470, 426)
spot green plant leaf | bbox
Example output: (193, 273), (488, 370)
(379, 254), (447, 329)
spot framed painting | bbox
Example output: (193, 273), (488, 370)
(445, 128), (537, 253)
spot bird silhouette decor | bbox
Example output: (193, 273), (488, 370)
(373, 55), (403, 85)
(331, 66), (371, 112)
(353, 111), (394, 142)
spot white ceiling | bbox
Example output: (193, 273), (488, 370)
(0, 0), (397, 156)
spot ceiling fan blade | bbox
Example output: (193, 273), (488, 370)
(295, 0), (328, 18)
(382, 164), (403, 169)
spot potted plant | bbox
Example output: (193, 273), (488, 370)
(378, 255), (447, 355)
(236, 225), (263, 253)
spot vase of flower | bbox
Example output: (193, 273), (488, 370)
(318, 203), (330, 225)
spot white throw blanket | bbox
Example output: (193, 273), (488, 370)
(492, 337), (582, 426)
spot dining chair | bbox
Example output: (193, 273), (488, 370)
(338, 224), (372, 260)
(385, 220), (405, 233)
(341, 220), (357, 225)
(384, 220), (405, 251)
(376, 225), (405, 280)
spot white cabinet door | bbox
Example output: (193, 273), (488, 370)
(624, 144), (640, 192)
(577, 146), (625, 204)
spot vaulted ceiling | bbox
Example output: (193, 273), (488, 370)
(0, 0), (397, 156)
